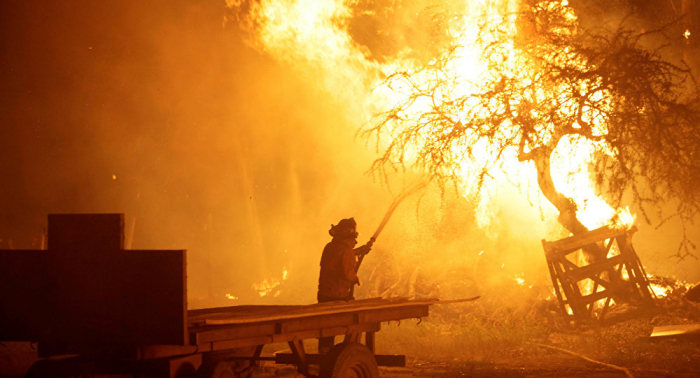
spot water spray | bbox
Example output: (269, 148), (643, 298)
(355, 179), (429, 274)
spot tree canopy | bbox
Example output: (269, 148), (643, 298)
(363, 0), (700, 258)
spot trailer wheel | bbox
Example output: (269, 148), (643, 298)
(319, 342), (379, 378)
(198, 361), (235, 378)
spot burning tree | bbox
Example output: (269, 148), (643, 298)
(363, 0), (700, 258)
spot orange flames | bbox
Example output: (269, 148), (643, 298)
(228, 1), (653, 307)
(252, 267), (289, 297)
(229, 0), (635, 234)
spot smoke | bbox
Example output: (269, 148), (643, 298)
(0, 0), (697, 314)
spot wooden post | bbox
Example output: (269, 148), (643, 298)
(365, 331), (376, 354)
(288, 339), (309, 376)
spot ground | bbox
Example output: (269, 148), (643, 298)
(257, 352), (700, 378)
(260, 337), (700, 378)
(255, 293), (700, 378)
(2, 296), (699, 377)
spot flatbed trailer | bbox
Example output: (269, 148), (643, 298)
(0, 214), (435, 378)
(27, 297), (434, 378)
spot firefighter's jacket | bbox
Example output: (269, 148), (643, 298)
(317, 238), (362, 299)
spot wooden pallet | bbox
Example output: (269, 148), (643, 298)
(542, 225), (656, 325)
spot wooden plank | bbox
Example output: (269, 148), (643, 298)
(358, 306), (429, 324)
(190, 297), (418, 323)
(288, 339), (309, 376)
(275, 323), (380, 344)
(317, 323), (381, 338)
(188, 297), (401, 322)
(191, 322), (277, 344)
(564, 254), (626, 282)
(201, 300), (436, 326)
(188, 305), (302, 322)
(650, 324), (700, 339)
(271, 330), (320, 344)
(212, 336), (272, 351)
(190, 314), (382, 345)
(545, 226), (635, 255)
(204, 323), (380, 351)
(580, 288), (615, 304)
(276, 313), (356, 334)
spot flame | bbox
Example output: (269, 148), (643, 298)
(649, 283), (668, 298)
(253, 278), (280, 297)
(233, 0), (636, 234)
(225, 293), (239, 300)
(253, 266), (290, 297)
(646, 274), (693, 298)
(684, 29), (691, 40)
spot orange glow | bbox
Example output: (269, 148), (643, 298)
(252, 267), (289, 297)
(230, 0), (636, 232)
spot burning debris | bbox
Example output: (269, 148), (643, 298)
(543, 225), (656, 325)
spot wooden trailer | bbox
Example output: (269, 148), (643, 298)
(0, 214), (434, 378)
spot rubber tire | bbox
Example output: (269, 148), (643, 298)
(198, 361), (235, 378)
(319, 342), (379, 378)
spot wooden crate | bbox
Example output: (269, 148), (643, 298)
(542, 226), (655, 325)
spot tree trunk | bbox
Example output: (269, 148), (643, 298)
(532, 146), (606, 261)
(532, 147), (588, 235)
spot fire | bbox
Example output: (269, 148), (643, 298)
(232, 0), (636, 238)
(252, 267), (290, 297)
(646, 274), (694, 298)
(253, 278), (281, 297)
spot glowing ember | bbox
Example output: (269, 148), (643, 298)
(253, 278), (280, 297)
(646, 274), (694, 298)
(253, 267), (290, 297)
(649, 284), (668, 298)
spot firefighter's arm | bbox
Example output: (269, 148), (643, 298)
(353, 237), (375, 256)
(342, 249), (360, 285)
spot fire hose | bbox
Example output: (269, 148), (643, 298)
(355, 179), (429, 274)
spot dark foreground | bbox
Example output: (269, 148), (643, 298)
(262, 351), (700, 378)
(2, 296), (699, 378)
(2, 336), (699, 378)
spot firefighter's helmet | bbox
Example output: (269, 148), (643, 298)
(329, 218), (358, 239)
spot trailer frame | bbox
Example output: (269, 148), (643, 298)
(1, 214), (434, 378)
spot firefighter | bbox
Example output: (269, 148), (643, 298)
(317, 217), (374, 353)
